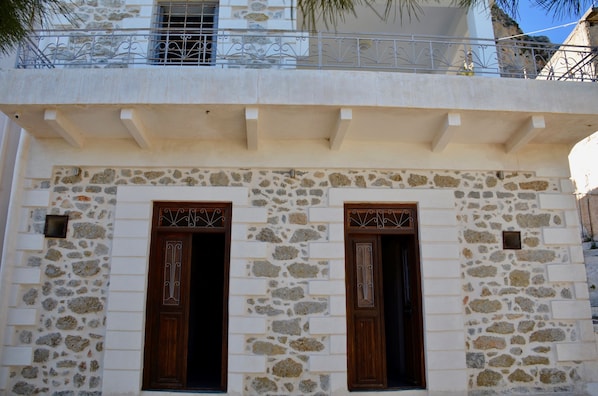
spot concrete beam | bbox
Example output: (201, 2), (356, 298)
(505, 115), (545, 154)
(431, 113), (461, 152)
(120, 108), (152, 149)
(245, 107), (259, 151)
(330, 108), (352, 151)
(43, 109), (84, 148)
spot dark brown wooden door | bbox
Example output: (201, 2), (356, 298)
(143, 202), (230, 392)
(145, 232), (192, 389)
(345, 204), (425, 391)
(346, 235), (387, 389)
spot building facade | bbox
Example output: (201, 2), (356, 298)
(1, 2), (598, 396)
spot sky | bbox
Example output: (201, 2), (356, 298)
(513, 1), (588, 43)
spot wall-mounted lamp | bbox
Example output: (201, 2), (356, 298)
(44, 215), (69, 238)
(496, 171), (505, 180)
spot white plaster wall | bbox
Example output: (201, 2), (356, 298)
(23, 139), (573, 182)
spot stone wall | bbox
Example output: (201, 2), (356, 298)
(5, 166), (593, 395)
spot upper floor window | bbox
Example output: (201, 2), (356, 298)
(152, 1), (218, 65)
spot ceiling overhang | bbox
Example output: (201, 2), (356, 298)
(1, 68), (597, 153)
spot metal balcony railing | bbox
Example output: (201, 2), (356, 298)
(15, 28), (598, 81)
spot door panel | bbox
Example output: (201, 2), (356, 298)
(144, 232), (191, 390)
(347, 235), (386, 389)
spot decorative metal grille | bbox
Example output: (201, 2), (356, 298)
(16, 29), (598, 82)
(163, 240), (182, 305)
(356, 243), (375, 308)
(347, 208), (414, 230)
(158, 207), (227, 228)
(152, 1), (218, 65)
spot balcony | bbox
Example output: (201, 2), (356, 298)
(2, 27), (598, 154)
(16, 28), (598, 81)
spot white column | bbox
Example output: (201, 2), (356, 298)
(466, 0), (500, 76)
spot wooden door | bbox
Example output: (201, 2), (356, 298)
(345, 204), (425, 391)
(346, 235), (387, 389)
(144, 232), (192, 389)
(143, 202), (230, 392)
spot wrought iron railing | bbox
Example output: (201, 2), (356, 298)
(15, 28), (598, 81)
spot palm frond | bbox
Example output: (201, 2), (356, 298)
(0, 0), (73, 54)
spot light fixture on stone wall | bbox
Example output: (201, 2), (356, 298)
(502, 230), (521, 249)
(44, 215), (69, 238)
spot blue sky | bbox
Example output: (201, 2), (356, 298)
(514, 2), (586, 43)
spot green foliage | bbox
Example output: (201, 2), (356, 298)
(0, 0), (71, 54)
(298, 0), (592, 31)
